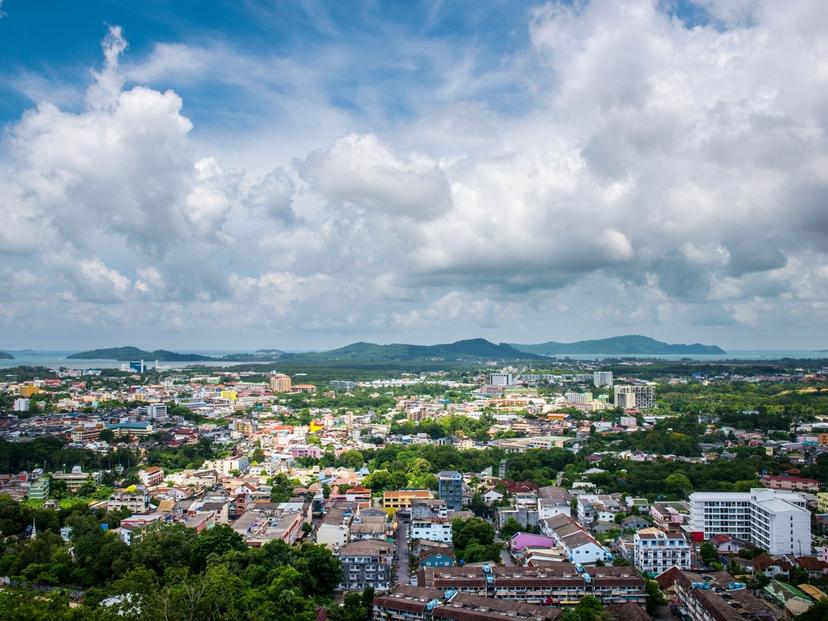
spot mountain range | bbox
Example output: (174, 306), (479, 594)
(509, 335), (725, 355)
(67, 335), (725, 363)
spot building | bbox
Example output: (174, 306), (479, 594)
(593, 371), (613, 387)
(540, 513), (612, 565)
(633, 528), (691, 575)
(373, 586), (562, 621)
(107, 489), (151, 514)
(71, 423), (107, 443)
(28, 477), (50, 500)
(316, 502), (355, 548)
(138, 467), (165, 487)
(614, 384), (656, 409)
(418, 564), (645, 606)
(330, 380), (356, 391)
(656, 568), (774, 621)
(269, 373), (292, 393)
(410, 499), (451, 538)
(13, 398), (30, 412)
(145, 403), (168, 419)
(338, 539), (395, 592)
(202, 456), (250, 476)
(761, 475), (819, 493)
(383, 489), (433, 510)
(689, 489), (811, 555)
(437, 471), (463, 511)
(565, 392), (592, 405)
(52, 466), (99, 493)
(488, 372), (514, 387)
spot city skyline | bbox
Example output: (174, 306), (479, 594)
(2, 0), (828, 350)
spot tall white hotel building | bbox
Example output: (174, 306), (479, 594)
(689, 489), (811, 556)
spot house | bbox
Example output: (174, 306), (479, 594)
(483, 490), (504, 504)
(621, 516), (649, 531)
(420, 547), (455, 568)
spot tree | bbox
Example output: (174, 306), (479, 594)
(98, 429), (116, 443)
(700, 542), (719, 565)
(270, 473), (296, 503)
(293, 543), (342, 597)
(499, 518), (522, 541)
(665, 472), (693, 496)
(190, 524), (246, 572)
(644, 579), (666, 616)
(452, 517), (495, 559)
(561, 595), (606, 621)
(131, 523), (197, 576)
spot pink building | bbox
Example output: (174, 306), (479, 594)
(510, 532), (557, 551)
(291, 445), (322, 459)
(761, 475), (819, 492)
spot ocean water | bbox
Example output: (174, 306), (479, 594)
(0, 349), (825, 371)
(0, 351), (246, 370)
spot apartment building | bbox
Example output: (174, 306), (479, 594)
(760, 475), (819, 493)
(576, 494), (623, 525)
(107, 489), (151, 514)
(373, 586), (561, 621)
(593, 371), (613, 387)
(269, 373), (292, 393)
(633, 527), (691, 576)
(338, 539), (395, 592)
(537, 486), (572, 520)
(138, 466), (165, 487)
(418, 564), (645, 606)
(27, 477), (50, 500)
(410, 500), (452, 543)
(657, 568), (775, 621)
(437, 471), (463, 511)
(613, 384), (656, 409)
(689, 489), (811, 555)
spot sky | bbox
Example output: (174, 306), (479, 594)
(1, 0), (827, 351)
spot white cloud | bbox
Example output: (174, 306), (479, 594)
(3, 5), (828, 349)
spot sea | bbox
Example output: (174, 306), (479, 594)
(0, 349), (825, 371)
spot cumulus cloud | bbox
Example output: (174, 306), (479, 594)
(2, 4), (828, 348)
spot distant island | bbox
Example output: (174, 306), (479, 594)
(0, 351), (13, 360)
(68, 347), (215, 362)
(509, 335), (725, 356)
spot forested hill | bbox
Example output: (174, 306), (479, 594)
(510, 335), (725, 355)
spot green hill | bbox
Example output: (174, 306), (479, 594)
(284, 338), (544, 362)
(510, 335), (725, 356)
(0, 351), (13, 360)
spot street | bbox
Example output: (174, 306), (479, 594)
(395, 516), (410, 585)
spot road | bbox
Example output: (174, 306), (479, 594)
(395, 516), (410, 585)
(500, 545), (515, 566)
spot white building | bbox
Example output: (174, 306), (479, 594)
(146, 403), (168, 419)
(13, 398), (30, 412)
(689, 489), (811, 556)
(633, 528), (691, 575)
(614, 384), (656, 409)
(593, 371), (613, 387)
(410, 520), (453, 543)
(488, 373), (514, 387)
(202, 456), (251, 476)
(565, 392), (592, 405)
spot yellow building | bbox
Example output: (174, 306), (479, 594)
(220, 390), (238, 401)
(817, 492), (828, 513)
(19, 384), (40, 397)
(382, 489), (433, 509)
(269, 373), (292, 393)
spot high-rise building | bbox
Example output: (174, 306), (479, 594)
(488, 373), (513, 387)
(689, 489), (811, 556)
(614, 384), (656, 409)
(437, 471), (463, 511)
(329, 380), (356, 391)
(269, 373), (292, 393)
(565, 391), (592, 404)
(593, 371), (613, 387)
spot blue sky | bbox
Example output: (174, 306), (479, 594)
(1, 0), (827, 351)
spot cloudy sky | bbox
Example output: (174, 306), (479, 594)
(1, 0), (827, 351)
